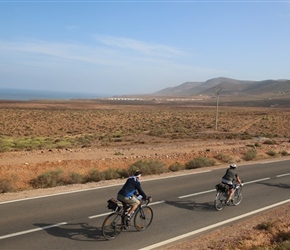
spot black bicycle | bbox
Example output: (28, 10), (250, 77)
(102, 196), (153, 240)
(214, 182), (243, 211)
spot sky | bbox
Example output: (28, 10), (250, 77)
(1, 0), (290, 96)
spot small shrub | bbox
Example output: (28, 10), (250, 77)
(116, 168), (129, 178)
(128, 159), (167, 175)
(169, 162), (185, 172)
(102, 168), (121, 180)
(0, 178), (14, 193)
(86, 169), (105, 182)
(214, 153), (233, 163)
(263, 140), (275, 145)
(255, 221), (274, 231)
(65, 172), (85, 184)
(281, 150), (289, 156)
(266, 150), (277, 157)
(30, 169), (64, 188)
(275, 231), (290, 242)
(243, 149), (257, 161)
(185, 157), (215, 170)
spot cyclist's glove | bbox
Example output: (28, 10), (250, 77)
(146, 196), (152, 202)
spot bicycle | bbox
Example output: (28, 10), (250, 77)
(102, 196), (153, 240)
(214, 182), (243, 211)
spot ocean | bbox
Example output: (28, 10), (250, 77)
(0, 88), (108, 101)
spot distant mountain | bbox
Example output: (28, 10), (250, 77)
(152, 77), (290, 97)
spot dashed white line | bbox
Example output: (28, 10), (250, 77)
(0, 222), (67, 240)
(178, 178), (270, 199)
(277, 173), (290, 178)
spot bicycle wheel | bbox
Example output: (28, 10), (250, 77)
(102, 213), (123, 240)
(232, 187), (243, 206)
(214, 191), (226, 211)
(134, 205), (153, 231)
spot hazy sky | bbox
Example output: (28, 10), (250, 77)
(1, 1), (290, 96)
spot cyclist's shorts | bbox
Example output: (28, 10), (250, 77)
(222, 179), (234, 189)
(117, 194), (139, 206)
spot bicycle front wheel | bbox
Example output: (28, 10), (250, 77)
(102, 213), (123, 240)
(134, 206), (153, 231)
(232, 187), (243, 206)
(214, 191), (226, 211)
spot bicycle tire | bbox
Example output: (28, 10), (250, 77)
(102, 213), (123, 240)
(214, 191), (226, 211)
(134, 205), (153, 231)
(232, 186), (243, 206)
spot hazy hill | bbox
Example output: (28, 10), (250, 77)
(152, 77), (290, 97)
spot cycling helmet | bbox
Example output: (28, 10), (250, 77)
(230, 163), (237, 168)
(134, 170), (142, 177)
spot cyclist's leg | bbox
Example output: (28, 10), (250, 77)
(227, 187), (234, 204)
(127, 196), (140, 217)
(117, 194), (139, 218)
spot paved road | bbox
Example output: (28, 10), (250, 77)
(1, 159), (290, 250)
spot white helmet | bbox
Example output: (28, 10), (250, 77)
(230, 163), (237, 168)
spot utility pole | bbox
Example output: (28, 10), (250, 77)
(215, 88), (222, 131)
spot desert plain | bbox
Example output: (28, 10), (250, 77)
(1, 98), (290, 249)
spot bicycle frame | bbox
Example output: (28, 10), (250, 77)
(214, 182), (243, 211)
(102, 198), (153, 240)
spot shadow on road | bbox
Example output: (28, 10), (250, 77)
(164, 200), (215, 212)
(34, 223), (106, 242)
(259, 182), (290, 189)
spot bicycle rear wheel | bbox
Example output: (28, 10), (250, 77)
(214, 191), (226, 211)
(134, 205), (153, 231)
(102, 213), (123, 240)
(232, 187), (243, 206)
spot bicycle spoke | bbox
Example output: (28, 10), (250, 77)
(134, 206), (153, 231)
(214, 192), (226, 211)
(232, 187), (243, 206)
(102, 213), (123, 240)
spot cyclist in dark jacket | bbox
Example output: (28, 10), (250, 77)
(221, 163), (242, 204)
(117, 170), (147, 220)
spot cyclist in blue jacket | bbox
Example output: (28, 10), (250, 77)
(117, 170), (148, 220)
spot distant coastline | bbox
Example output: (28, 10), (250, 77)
(0, 88), (108, 101)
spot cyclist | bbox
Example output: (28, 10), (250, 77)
(117, 170), (148, 220)
(221, 163), (242, 205)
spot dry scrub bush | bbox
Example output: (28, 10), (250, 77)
(185, 157), (216, 169)
(128, 159), (168, 175)
(0, 178), (14, 193)
(243, 149), (257, 161)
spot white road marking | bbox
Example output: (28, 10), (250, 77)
(178, 178), (270, 199)
(179, 190), (215, 199)
(277, 173), (290, 177)
(0, 222), (67, 240)
(139, 199), (290, 250)
(245, 178), (270, 184)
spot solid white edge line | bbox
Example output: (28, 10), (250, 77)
(139, 199), (290, 250)
(0, 222), (67, 240)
